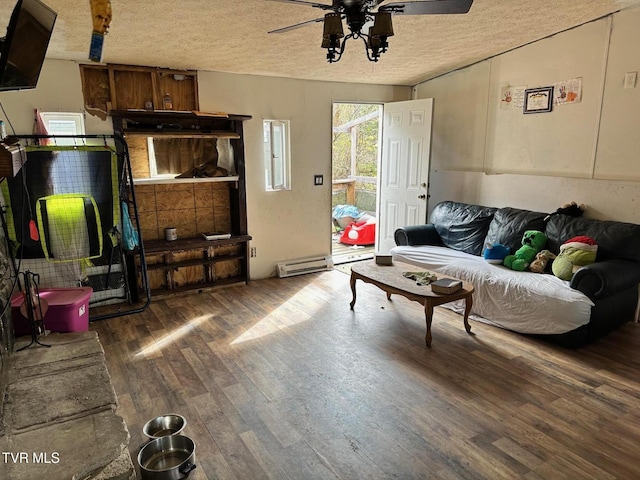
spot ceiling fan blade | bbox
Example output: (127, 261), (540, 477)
(268, 17), (326, 34)
(381, 0), (473, 15)
(267, 0), (336, 10)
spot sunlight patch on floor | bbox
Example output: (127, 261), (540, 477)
(230, 283), (320, 345)
(135, 314), (211, 357)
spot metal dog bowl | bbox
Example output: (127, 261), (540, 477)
(143, 414), (187, 439)
(138, 434), (196, 480)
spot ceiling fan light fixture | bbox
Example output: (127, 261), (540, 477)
(366, 26), (382, 61)
(369, 11), (393, 55)
(322, 13), (344, 40)
(322, 12), (344, 61)
(322, 35), (341, 52)
(367, 26), (382, 49)
(326, 48), (338, 62)
(371, 12), (394, 39)
(269, 0), (474, 64)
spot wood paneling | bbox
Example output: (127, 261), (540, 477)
(212, 183), (232, 233)
(91, 269), (640, 480)
(132, 183), (232, 241)
(113, 69), (154, 111)
(126, 136), (151, 178)
(79, 66), (110, 117)
(80, 63), (198, 114)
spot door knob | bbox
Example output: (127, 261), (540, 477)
(418, 194), (426, 199)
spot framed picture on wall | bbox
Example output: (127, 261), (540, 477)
(523, 87), (554, 114)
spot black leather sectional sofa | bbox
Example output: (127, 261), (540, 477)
(393, 201), (640, 348)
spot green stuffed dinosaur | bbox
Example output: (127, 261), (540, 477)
(503, 230), (548, 271)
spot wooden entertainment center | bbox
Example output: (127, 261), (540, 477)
(110, 109), (252, 297)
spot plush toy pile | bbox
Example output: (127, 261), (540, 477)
(551, 235), (598, 280)
(503, 230), (547, 271)
(482, 203), (598, 280)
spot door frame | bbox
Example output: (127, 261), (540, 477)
(330, 102), (383, 263)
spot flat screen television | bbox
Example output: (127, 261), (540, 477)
(0, 0), (57, 92)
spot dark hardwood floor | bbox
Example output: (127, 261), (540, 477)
(91, 269), (640, 480)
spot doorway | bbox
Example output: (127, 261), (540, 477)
(331, 102), (382, 265)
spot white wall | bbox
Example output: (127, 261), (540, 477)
(415, 6), (640, 223)
(0, 60), (81, 133)
(0, 59), (112, 136)
(197, 72), (410, 278)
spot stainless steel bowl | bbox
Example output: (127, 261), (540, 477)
(138, 434), (196, 480)
(142, 414), (187, 439)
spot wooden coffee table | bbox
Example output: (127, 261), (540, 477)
(349, 260), (474, 346)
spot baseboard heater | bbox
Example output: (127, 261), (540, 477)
(277, 255), (334, 278)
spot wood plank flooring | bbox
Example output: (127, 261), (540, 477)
(90, 269), (640, 479)
(331, 235), (375, 265)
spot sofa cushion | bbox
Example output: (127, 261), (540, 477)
(484, 207), (548, 255)
(546, 215), (640, 262)
(430, 201), (497, 256)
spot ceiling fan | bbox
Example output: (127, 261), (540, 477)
(268, 0), (474, 63)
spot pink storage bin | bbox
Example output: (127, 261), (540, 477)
(11, 287), (93, 336)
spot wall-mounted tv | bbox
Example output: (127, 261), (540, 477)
(0, 0), (57, 92)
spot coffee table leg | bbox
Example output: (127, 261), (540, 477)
(424, 301), (434, 347)
(463, 293), (473, 334)
(350, 273), (357, 310)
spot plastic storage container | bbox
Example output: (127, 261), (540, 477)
(11, 287), (93, 336)
(339, 221), (376, 246)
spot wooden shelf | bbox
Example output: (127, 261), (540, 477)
(141, 235), (252, 295)
(133, 176), (239, 185)
(124, 131), (240, 139)
(111, 110), (251, 122)
(145, 252), (246, 271)
(144, 235), (252, 255)
(113, 110), (250, 140)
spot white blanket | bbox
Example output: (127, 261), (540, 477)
(390, 245), (594, 335)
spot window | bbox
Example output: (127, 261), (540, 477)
(39, 112), (85, 145)
(263, 119), (291, 191)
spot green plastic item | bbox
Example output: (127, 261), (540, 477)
(36, 193), (103, 265)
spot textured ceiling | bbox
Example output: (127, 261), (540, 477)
(3, 0), (640, 86)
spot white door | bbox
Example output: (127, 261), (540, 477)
(376, 98), (433, 253)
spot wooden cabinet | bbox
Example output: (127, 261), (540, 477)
(142, 235), (252, 296)
(80, 64), (199, 116)
(0, 143), (24, 178)
(111, 110), (252, 297)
